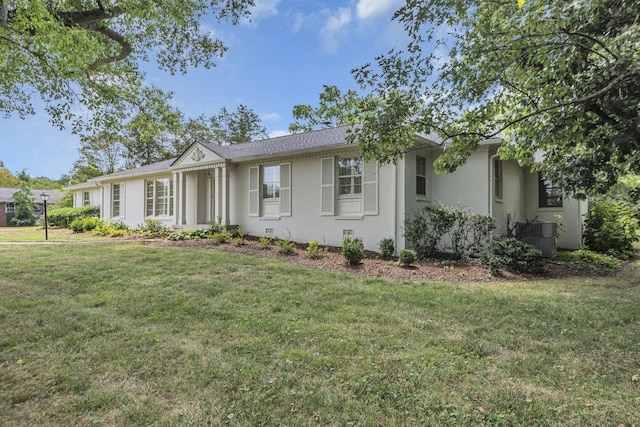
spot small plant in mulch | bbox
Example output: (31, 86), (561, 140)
(259, 235), (273, 249)
(342, 236), (364, 265)
(378, 237), (395, 260)
(232, 237), (246, 247)
(306, 240), (326, 259)
(275, 231), (296, 255)
(398, 249), (417, 267)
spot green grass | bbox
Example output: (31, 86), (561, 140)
(0, 226), (111, 243)
(0, 242), (638, 426)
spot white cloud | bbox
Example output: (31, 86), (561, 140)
(251, 0), (281, 19)
(355, 0), (403, 21)
(242, 0), (281, 25)
(319, 7), (352, 54)
(262, 112), (281, 121)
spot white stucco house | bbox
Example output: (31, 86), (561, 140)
(68, 126), (587, 253)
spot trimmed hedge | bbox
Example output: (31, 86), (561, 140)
(47, 206), (100, 228)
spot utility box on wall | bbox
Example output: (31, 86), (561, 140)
(515, 221), (557, 257)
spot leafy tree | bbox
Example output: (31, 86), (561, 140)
(208, 105), (268, 144)
(0, 162), (21, 187)
(10, 185), (38, 226)
(339, 0), (640, 195)
(29, 176), (64, 190)
(589, 174), (640, 219)
(289, 85), (363, 133)
(77, 131), (125, 175)
(0, 0), (254, 134)
(69, 163), (104, 185)
(121, 91), (184, 167)
(182, 115), (220, 146)
(15, 168), (31, 185)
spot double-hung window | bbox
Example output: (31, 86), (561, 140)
(538, 175), (563, 208)
(321, 156), (377, 216)
(82, 191), (90, 206)
(416, 156), (427, 197)
(262, 166), (280, 199)
(338, 157), (362, 195)
(112, 184), (121, 217)
(494, 159), (503, 201)
(5, 203), (14, 213)
(146, 178), (174, 216)
(249, 163), (291, 217)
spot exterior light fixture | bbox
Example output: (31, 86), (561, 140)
(40, 192), (49, 241)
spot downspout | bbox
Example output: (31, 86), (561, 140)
(94, 181), (105, 219)
(393, 162), (398, 255)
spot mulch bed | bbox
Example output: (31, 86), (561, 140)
(152, 237), (609, 282)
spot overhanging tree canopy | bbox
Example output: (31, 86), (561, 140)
(347, 0), (640, 195)
(0, 0), (254, 132)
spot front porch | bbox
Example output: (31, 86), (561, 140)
(172, 163), (231, 228)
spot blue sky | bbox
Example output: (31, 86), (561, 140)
(0, 0), (408, 180)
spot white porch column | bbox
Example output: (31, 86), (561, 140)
(214, 165), (230, 225)
(185, 172), (198, 225)
(206, 170), (213, 223)
(176, 172), (184, 225)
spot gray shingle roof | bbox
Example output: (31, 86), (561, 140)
(69, 125), (443, 186)
(68, 158), (178, 185)
(0, 188), (66, 204)
(203, 125), (358, 160)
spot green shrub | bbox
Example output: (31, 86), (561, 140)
(81, 216), (100, 232)
(403, 202), (495, 260)
(233, 237), (246, 247)
(574, 248), (622, 270)
(70, 218), (85, 233)
(231, 226), (244, 239)
(47, 206), (100, 228)
(207, 222), (225, 235)
(211, 231), (233, 244)
(275, 237), (296, 255)
(583, 202), (638, 259)
(306, 240), (324, 259)
(137, 218), (169, 237)
(378, 237), (395, 260)
(94, 221), (129, 237)
(259, 235), (273, 249)
(168, 230), (192, 241)
(342, 236), (364, 265)
(482, 237), (544, 276)
(398, 249), (416, 266)
(107, 228), (126, 238)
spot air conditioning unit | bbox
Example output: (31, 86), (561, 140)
(515, 222), (557, 257)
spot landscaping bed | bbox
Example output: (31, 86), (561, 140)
(155, 236), (616, 282)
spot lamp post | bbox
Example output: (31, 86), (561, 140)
(40, 192), (49, 241)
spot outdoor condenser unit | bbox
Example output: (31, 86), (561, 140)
(515, 221), (557, 257)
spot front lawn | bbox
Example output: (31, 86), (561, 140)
(0, 226), (109, 243)
(1, 242), (638, 426)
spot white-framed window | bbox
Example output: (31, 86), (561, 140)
(538, 175), (563, 208)
(416, 156), (427, 196)
(321, 156), (378, 217)
(494, 158), (503, 201)
(5, 203), (15, 213)
(112, 183), (121, 217)
(145, 178), (174, 216)
(82, 191), (90, 206)
(262, 166), (280, 199)
(338, 157), (362, 195)
(248, 163), (291, 217)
